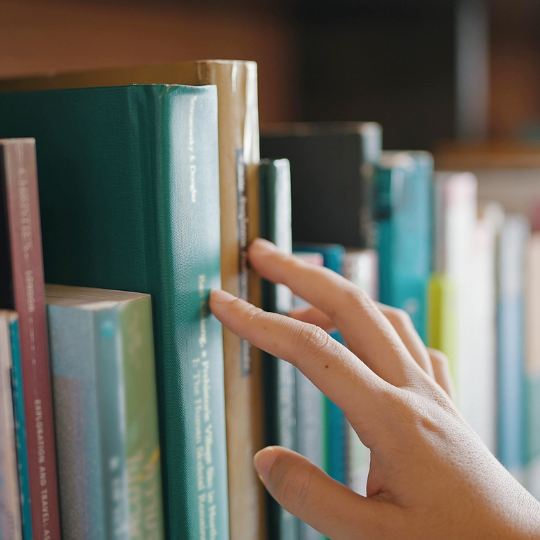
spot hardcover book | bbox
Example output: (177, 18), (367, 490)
(0, 311), (22, 540)
(0, 61), (265, 540)
(261, 123), (382, 249)
(0, 138), (60, 540)
(0, 85), (228, 540)
(46, 285), (163, 540)
(374, 151), (433, 342)
(497, 215), (530, 479)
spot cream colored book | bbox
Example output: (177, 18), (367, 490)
(0, 61), (265, 540)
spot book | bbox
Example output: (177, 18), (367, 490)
(0, 311), (22, 540)
(45, 285), (163, 540)
(497, 215), (530, 480)
(525, 232), (540, 497)
(293, 244), (346, 486)
(291, 252), (326, 540)
(0, 138), (61, 540)
(7, 313), (33, 540)
(0, 85), (228, 540)
(261, 123), (382, 248)
(342, 249), (377, 496)
(0, 60), (265, 539)
(374, 151), (433, 342)
(470, 203), (504, 453)
(259, 159), (298, 540)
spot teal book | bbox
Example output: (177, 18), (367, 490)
(9, 315), (32, 540)
(46, 285), (164, 540)
(374, 151), (433, 342)
(259, 159), (299, 540)
(0, 85), (228, 539)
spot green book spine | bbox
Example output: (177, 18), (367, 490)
(259, 160), (298, 540)
(121, 296), (164, 539)
(0, 85), (228, 539)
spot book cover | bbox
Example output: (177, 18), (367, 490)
(8, 314), (33, 540)
(46, 285), (163, 540)
(525, 232), (540, 497)
(0, 61), (265, 540)
(259, 159), (298, 540)
(374, 151), (433, 342)
(261, 123), (382, 249)
(497, 215), (530, 480)
(0, 85), (228, 540)
(0, 138), (60, 540)
(0, 311), (22, 540)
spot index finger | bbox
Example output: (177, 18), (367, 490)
(249, 239), (427, 390)
(209, 289), (390, 433)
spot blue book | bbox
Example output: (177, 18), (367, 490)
(374, 151), (433, 342)
(8, 315), (32, 540)
(497, 216), (530, 479)
(46, 285), (164, 540)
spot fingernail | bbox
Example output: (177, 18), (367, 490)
(210, 289), (237, 304)
(250, 238), (277, 253)
(254, 447), (278, 484)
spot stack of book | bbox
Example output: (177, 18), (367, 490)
(0, 61), (539, 540)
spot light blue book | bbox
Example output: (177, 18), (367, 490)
(497, 216), (530, 479)
(46, 285), (164, 540)
(9, 316), (32, 540)
(374, 151), (433, 342)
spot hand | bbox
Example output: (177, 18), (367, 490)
(210, 239), (540, 540)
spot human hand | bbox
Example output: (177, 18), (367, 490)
(210, 239), (540, 540)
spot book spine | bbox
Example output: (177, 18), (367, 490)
(9, 317), (33, 540)
(95, 308), (130, 539)
(0, 314), (22, 540)
(120, 297), (164, 540)
(259, 159), (298, 540)
(47, 304), (106, 540)
(1, 139), (60, 540)
(152, 87), (229, 539)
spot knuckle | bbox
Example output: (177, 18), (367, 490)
(292, 323), (330, 358)
(386, 307), (413, 331)
(428, 348), (449, 368)
(275, 460), (314, 514)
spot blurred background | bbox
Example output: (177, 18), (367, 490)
(2, 0), (539, 149)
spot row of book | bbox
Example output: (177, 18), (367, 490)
(0, 58), (539, 540)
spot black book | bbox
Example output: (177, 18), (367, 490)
(261, 122), (382, 249)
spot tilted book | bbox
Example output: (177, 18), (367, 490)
(0, 139), (61, 540)
(46, 285), (163, 540)
(0, 85), (228, 540)
(0, 311), (22, 540)
(259, 159), (298, 540)
(261, 123), (382, 249)
(0, 62), (266, 539)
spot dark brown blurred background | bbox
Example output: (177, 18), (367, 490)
(2, 0), (538, 149)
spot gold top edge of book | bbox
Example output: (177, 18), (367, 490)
(435, 141), (540, 169)
(45, 284), (150, 307)
(0, 59), (257, 92)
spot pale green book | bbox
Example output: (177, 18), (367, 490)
(46, 285), (163, 540)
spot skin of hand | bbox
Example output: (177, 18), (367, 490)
(210, 238), (540, 540)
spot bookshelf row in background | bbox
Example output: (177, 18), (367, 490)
(1, 60), (540, 540)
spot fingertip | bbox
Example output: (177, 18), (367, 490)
(209, 289), (237, 310)
(248, 238), (278, 258)
(254, 446), (279, 484)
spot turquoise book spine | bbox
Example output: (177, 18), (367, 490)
(259, 159), (299, 540)
(0, 85), (228, 539)
(375, 152), (433, 342)
(9, 318), (33, 540)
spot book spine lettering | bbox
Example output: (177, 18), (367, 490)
(2, 140), (60, 540)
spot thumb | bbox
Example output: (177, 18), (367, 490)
(254, 446), (397, 540)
